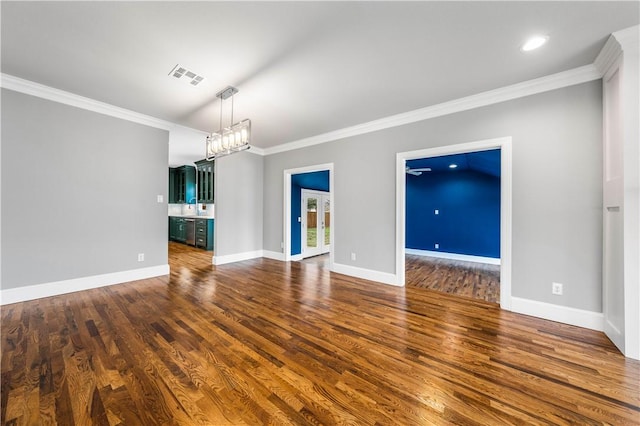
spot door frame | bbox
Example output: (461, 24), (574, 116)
(301, 189), (331, 258)
(396, 136), (513, 310)
(283, 163), (334, 267)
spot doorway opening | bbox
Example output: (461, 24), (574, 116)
(405, 149), (501, 303)
(396, 137), (512, 310)
(284, 164), (334, 268)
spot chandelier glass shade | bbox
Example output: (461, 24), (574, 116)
(206, 119), (251, 160)
(205, 86), (251, 161)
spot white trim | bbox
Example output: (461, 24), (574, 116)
(247, 145), (266, 156)
(0, 74), (268, 156)
(1, 73), (176, 130)
(291, 254), (304, 261)
(263, 65), (599, 156)
(594, 35), (623, 76)
(396, 137), (513, 310)
(0, 265), (169, 305)
(3, 63), (601, 159)
(262, 250), (285, 261)
(331, 263), (400, 287)
(511, 297), (604, 331)
(213, 250), (263, 265)
(405, 249), (501, 265)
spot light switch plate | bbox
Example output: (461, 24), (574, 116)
(157, 195), (163, 203)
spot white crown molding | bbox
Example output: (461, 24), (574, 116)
(0, 73), (267, 156)
(263, 64), (601, 156)
(0, 264), (169, 305)
(248, 145), (265, 156)
(595, 35), (623, 76)
(3, 57), (606, 159)
(1, 73), (175, 131)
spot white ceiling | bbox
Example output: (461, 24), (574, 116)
(2, 1), (638, 154)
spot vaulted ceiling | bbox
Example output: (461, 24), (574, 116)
(2, 2), (638, 154)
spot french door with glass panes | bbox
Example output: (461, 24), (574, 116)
(302, 190), (330, 258)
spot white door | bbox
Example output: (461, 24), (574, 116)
(302, 190), (330, 258)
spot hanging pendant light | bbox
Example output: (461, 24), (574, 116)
(205, 86), (251, 161)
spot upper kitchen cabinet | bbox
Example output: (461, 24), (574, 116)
(169, 165), (196, 204)
(168, 168), (176, 204)
(195, 159), (214, 203)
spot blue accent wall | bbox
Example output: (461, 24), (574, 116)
(406, 169), (500, 259)
(291, 171), (330, 255)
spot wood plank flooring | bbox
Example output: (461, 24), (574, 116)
(1, 242), (638, 425)
(405, 255), (500, 304)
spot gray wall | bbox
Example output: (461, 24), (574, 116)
(215, 150), (264, 257)
(263, 81), (603, 312)
(1, 89), (169, 289)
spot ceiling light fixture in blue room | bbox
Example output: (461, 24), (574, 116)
(449, 164), (458, 169)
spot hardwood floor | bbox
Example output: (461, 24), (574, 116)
(1, 242), (638, 425)
(405, 255), (500, 304)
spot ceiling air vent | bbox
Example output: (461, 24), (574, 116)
(168, 64), (205, 87)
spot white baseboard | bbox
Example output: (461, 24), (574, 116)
(262, 250), (285, 261)
(510, 297), (603, 331)
(213, 250), (263, 265)
(331, 263), (400, 286)
(0, 264), (170, 305)
(291, 254), (304, 261)
(406, 248), (501, 265)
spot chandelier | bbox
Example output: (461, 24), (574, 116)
(205, 86), (251, 161)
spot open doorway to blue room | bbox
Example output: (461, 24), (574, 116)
(405, 149), (501, 303)
(291, 170), (330, 262)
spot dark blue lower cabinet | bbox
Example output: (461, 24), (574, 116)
(168, 217), (188, 244)
(195, 219), (214, 251)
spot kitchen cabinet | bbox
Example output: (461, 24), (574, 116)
(195, 218), (214, 250)
(169, 165), (196, 204)
(169, 217), (214, 250)
(195, 159), (214, 203)
(168, 168), (176, 204)
(169, 217), (187, 243)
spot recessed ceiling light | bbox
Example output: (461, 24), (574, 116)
(449, 164), (458, 169)
(521, 35), (549, 52)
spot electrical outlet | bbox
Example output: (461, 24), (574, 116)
(434, 209), (439, 215)
(434, 243), (439, 249)
(351, 252), (356, 261)
(552, 282), (563, 295)
(157, 195), (163, 203)
(138, 253), (145, 262)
